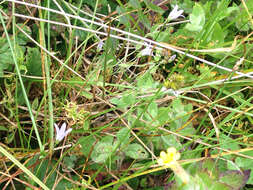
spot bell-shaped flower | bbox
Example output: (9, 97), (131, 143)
(140, 42), (154, 56)
(54, 122), (72, 143)
(168, 5), (184, 21)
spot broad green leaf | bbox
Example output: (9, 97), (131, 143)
(161, 135), (182, 150)
(125, 143), (149, 159)
(157, 107), (171, 125)
(208, 23), (225, 47)
(185, 3), (205, 31)
(219, 170), (246, 189)
(91, 142), (114, 163)
(147, 101), (158, 118)
(137, 72), (158, 91)
(90, 136), (116, 163)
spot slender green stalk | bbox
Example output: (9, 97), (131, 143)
(38, 1), (54, 155)
(0, 145), (49, 190)
(12, 2), (25, 149)
(103, 26), (111, 99)
(0, 9), (44, 153)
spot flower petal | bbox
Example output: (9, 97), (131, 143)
(168, 5), (184, 20)
(140, 47), (153, 56)
(97, 40), (104, 51)
(54, 123), (60, 134)
(59, 122), (66, 134)
(65, 128), (72, 136)
(157, 158), (164, 165)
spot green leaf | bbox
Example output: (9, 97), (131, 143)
(26, 47), (42, 76)
(137, 72), (158, 91)
(79, 136), (96, 156)
(63, 155), (77, 170)
(125, 143), (149, 159)
(161, 135), (182, 150)
(219, 170), (246, 189)
(143, 0), (164, 14)
(235, 0), (253, 31)
(0, 38), (15, 77)
(144, 101), (158, 122)
(6, 132), (15, 144)
(208, 23), (225, 47)
(0, 126), (8, 131)
(157, 107), (171, 125)
(90, 136), (116, 163)
(185, 3), (205, 31)
(91, 142), (114, 163)
(16, 24), (32, 45)
(110, 92), (136, 109)
(116, 6), (131, 28)
(116, 127), (130, 146)
(129, 0), (141, 9)
(32, 98), (39, 110)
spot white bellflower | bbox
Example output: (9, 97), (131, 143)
(54, 122), (72, 143)
(168, 5), (184, 21)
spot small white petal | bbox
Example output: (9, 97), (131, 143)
(140, 47), (153, 56)
(54, 123), (60, 134)
(65, 128), (72, 136)
(59, 122), (66, 135)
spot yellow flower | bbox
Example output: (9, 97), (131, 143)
(157, 147), (190, 184)
(157, 147), (180, 167)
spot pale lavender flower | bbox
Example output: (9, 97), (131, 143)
(54, 122), (72, 143)
(169, 54), (176, 62)
(97, 40), (104, 51)
(168, 5), (184, 20)
(140, 42), (154, 56)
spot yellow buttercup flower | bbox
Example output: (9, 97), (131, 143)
(157, 147), (190, 184)
(157, 147), (180, 167)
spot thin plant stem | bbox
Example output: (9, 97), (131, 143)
(38, 2), (54, 155)
(0, 10), (44, 153)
